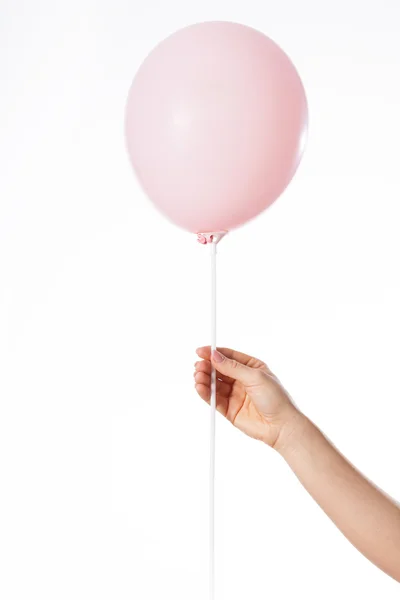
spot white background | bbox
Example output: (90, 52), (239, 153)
(1, 1), (400, 598)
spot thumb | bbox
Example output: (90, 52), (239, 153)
(211, 350), (260, 387)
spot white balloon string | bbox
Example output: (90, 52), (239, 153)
(210, 239), (217, 600)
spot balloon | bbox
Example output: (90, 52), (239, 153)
(125, 21), (308, 234)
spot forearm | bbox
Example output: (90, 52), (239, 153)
(276, 413), (400, 582)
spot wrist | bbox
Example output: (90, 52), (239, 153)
(272, 409), (312, 456)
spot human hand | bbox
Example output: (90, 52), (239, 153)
(194, 346), (301, 450)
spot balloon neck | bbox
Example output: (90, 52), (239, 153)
(197, 231), (227, 245)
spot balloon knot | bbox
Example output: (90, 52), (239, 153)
(197, 233), (214, 244)
(197, 231), (228, 245)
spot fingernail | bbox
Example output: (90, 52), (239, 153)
(212, 350), (224, 363)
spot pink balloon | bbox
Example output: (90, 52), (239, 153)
(125, 21), (308, 234)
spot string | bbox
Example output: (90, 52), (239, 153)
(209, 239), (217, 600)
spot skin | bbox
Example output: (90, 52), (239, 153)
(194, 346), (400, 583)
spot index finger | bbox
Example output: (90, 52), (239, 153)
(196, 346), (266, 369)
